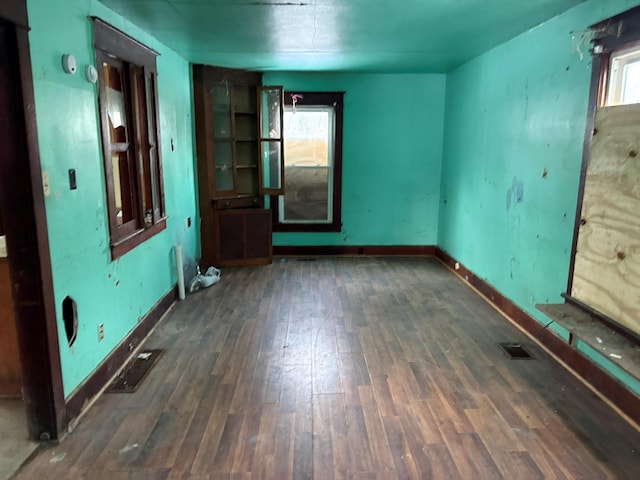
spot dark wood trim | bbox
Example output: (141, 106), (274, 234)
(591, 6), (640, 49)
(566, 53), (602, 295)
(435, 248), (640, 427)
(65, 287), (177, 422)
(111, 217), (167, 259)
(271, 91), (344, 233)
(273, 245), (436, 257)
(94, 34), (167, 261)
(0, 0), (28, 29)
(0, 15), (66, 441)
(195, 64), (261, 86)
(91, 17), (159, 72)
(16, 22), (66, 440)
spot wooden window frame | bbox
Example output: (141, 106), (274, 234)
(565, 5), (640, 343)
(92, 18), (166, 259)
(271, 91), (344, 233)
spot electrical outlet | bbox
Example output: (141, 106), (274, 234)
(98, 323), (104, 341)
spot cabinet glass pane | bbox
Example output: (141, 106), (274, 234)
(261, 140), (282, 190)
(261, 87), (282, 139)
(211, 84), (232, 138)
(214, 142), (234, 191)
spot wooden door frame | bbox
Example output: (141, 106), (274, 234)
(0, 1), (66, 440)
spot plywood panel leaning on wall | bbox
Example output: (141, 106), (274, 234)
(572, 103), (640, 335)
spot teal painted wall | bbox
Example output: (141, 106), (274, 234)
(439, 0), (640, 395)
(263, 73), (446, 247)
(26, 0), (198, 397)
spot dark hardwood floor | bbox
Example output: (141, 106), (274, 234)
(14, 257), (640, 479)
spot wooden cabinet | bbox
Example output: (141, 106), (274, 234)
(193, 65), (283, 267)
(215, 209), (272, 266)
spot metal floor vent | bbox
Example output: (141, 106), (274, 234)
(105, 349), (164, 393)
(499, 342), (534, 359)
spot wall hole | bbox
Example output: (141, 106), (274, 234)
(62, 296), (78, 347)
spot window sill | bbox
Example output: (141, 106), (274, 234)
(536, 302), (640, 382)
(111, 217), (167, 260)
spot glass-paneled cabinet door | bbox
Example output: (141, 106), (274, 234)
(258, 86), (284, 195)
(210, 83), (236, 195)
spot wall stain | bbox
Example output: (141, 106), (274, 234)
(506, 176), (524, 210)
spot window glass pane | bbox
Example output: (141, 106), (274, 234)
(261, 87), (282, 138)
(261, 140), (282, 190)
(111, 152), (134, 225)
(214, 142), (234, 191)
(281, 107), (332, 223)
(211, 84), (232, 138)
(103, 62), (128, 144)
(283, 167), (329, 221)
(145, 73), (161, 217)
(132, 69), (153, 219)
(621, 61), (640, 105)
(607, 46), (640, 106)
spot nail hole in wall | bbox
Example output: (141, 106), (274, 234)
(62, 296), (78, 347)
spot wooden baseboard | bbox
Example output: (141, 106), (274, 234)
(273, 245), (436, 257)
(435, 248), (640, 427)
(65, 287), (177, 422)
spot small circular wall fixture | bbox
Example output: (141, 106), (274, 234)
(61, 54), (77, 74)
(85, 64), (98, 83)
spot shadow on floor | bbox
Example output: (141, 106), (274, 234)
(0, 398), (37, 480)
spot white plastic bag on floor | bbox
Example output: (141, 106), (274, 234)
(189, 266), (221, 292)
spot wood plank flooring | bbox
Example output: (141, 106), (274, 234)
(14, 257), (640, 479)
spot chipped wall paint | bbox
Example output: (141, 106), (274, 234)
(26, 0), (198, 396)
(438, 0), (640, 394)
(263, 72), (446, 247)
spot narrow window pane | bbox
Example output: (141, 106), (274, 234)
(145, 73), (161, 218)
(261, 87), (282, 138)
(281, 108), (332, 223)
(261, 140), (282, 190)
(133, 69), (153, 219)
(103, 63), (128, 144)
(112, 152), (134, 225)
